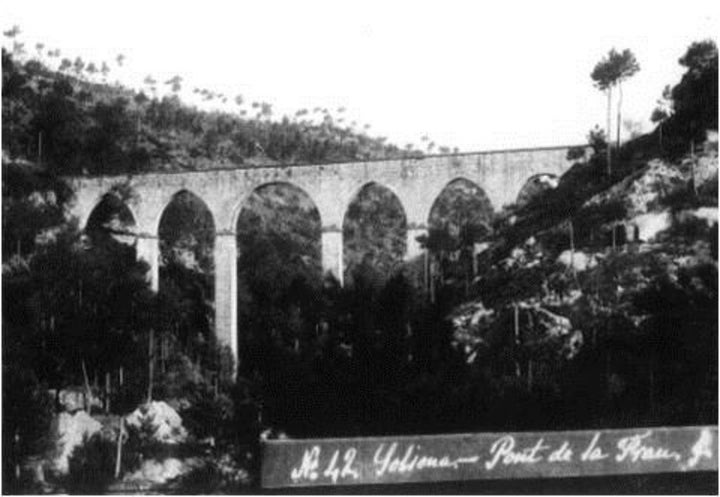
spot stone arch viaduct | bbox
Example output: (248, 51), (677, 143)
(67, 145), (579, 360)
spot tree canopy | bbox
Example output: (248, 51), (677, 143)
(591, 48), (640, 90)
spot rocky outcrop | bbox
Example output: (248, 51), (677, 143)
(583, 160), (687, 217)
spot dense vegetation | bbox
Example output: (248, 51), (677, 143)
(2, 31), (717, 493)
(1, 40), (434, 176)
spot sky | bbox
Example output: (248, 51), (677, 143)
(2, 0), (717, 152)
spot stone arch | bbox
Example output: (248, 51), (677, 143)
(344, 181), (408, 223)
(233, 182), (324, 360)
(85, 191), (137, 234)
(149, 188), (215, 238)
(427, 177), (494, 238)
(423, 177), (494, 295)
(342, 181), (408, 284)
(231, 181), (322, 236)
(235, 181), (323, 272)
(516, 173), (559, 207)
(158, 189), (217, 273)
(156, 189), (218, 355)
(84, 191), (139, 252)
(83, 190), (138, 233)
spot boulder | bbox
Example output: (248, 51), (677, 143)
(125, 401), (188, 444)
(57, 387), (102, 413)
(52, 411), (102, 474)
(695, 154), (718, 186)
(124, 457), (202, 486)
(556, 250), (597, 272)
(631, 210), (672, 241)
(58, 389), (86, 413)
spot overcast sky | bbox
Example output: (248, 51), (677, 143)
(3, 0), (717, 152)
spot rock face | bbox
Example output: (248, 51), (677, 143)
(125, 401), (188, 444)
(581, 157), (718, 244)
(52, 411), (102, 474)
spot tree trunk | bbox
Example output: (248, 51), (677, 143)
(514, 304), (521, 378)
(527, 360), (533, 392)
(606, 86), (613, 176)
(569, 219), (576, 277)
(616, 82), (623, 151)
(423, 250), (429, 295)
(37, 131), (42, 165)
(605, 351), (612, 402)
(114, 417), (124, 478)
(429, 256), (436, 304)
(14, 429), (21, 480)
(691, 141), (698, 197)
(105, 372), (111, 414)
(160, 334), (166, 374)
(147, 329), (154, 405)
(649, 363), (655, 415)
(81, 359), (92, 414)
(464, 250), (470, 299)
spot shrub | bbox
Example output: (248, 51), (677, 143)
(121, 418), (186, 474)
(181, 389), (234, 441)
(1, 365), (54, 493)
(64, 434), (116, 494)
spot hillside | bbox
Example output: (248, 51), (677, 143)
(450, 145), (718, 423)
(441, 39), (718, 429)
(2, 48), (419, 177)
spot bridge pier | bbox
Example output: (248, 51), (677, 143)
(405, 226), (428, 261)
(135, 235), (159, 292)
(214, 232), (238, 361)
(321, 228), (344, 286)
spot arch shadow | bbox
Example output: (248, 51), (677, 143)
(427, 177), (493, 236)
(158, 189), (217, 274)
(516, 173), (559, 207)
(342, 181), (408, 284)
